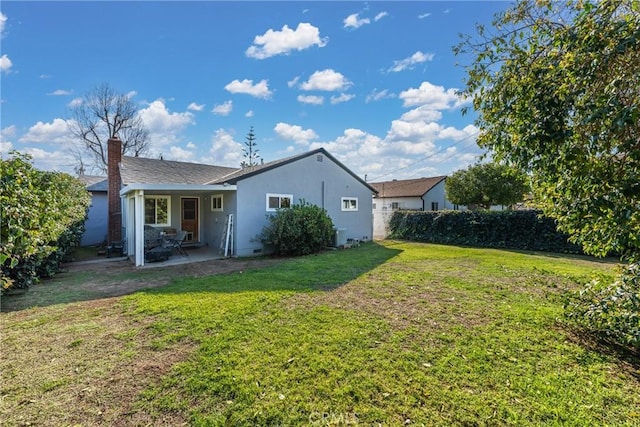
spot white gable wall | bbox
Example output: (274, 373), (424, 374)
(421, 180), (461, 211)
(373, 196), (423, 211)
(234, 153), (374, 256)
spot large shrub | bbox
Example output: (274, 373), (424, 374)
(261, 200), (334, 256)
(1, 153), (91, 291)
(388, 209), (582, 254)
(565, 263), (640, 352)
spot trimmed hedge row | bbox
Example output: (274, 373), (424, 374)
(1, 153), (91, 292)
(388, 209), (583, 254)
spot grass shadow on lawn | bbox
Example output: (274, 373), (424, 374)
(1, 242), (403, 312)
(136, 242), (404, 297)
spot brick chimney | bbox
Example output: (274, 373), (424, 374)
(107, 136), (122, 244)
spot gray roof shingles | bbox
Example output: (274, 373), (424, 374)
(120, 156), (238, 185)
(78, 175), (108, 192)
(117, 148), (376, 193)
(370, 176), (447, 198)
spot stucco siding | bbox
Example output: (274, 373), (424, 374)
(202, 190), (237, 254)
(373, 196), (423, 211)
(81, 192), (108, 246)
(234, 154), (374, 257)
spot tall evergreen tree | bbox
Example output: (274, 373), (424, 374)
(241, 126), (261, 168)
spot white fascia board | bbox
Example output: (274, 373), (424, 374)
(120, 183), (236, 197)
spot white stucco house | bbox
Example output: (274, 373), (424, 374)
(370, 176), (462, 239)
(105, 137), (377, 266)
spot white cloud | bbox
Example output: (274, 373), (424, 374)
(48, 89), (72, 96)
(297, 95), (324, 105)
(167, 145), (194, 162)
(300, 69), (351, 91)
(0, 125), (14, 154)
(438, 124), (479, 141)
(212, 100), (233, 116)
(0, 54), (13, 74)
(246, 22), (327, 59)
(186, 142), (196, 149)
(205, 128), (243, 166)
(418, 13), (432, 19)
(138, 99), (195, 150)
(20, 118), (71, 143)
(20, 147), (75, 173)
(138, 99), (194, 134)
(0, 13), (7, 35)
(2, 125), (16, 138)
(224, 79), (273, 99)
(387, 119), (443, 142)
(330, 93), (355, 104)
(245, 110), (254, 118)
(309, 128), (386, 177)
(388, 51), (434, 72)
(400, 106), (443, 122)
(365, 89), (395, 103)
(399, 81), (463, 109)
(287, 76), (300, 88)
(68, 97), (83, 107)
(0, 140), (12, 153)
(187, 102), (205, 111)
(375, 12), (388, 21)
(40, 74), (52, 79)
(303, 101), (480, 181)
(274, 122), (318, 146)
(343, 13), (370, 29)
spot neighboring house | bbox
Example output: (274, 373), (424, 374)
(78, 174), (108, 246)
(106, 137), (376, 267)
(370, 176), (461, 239)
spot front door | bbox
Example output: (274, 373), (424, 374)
(181, 197), (199, 243)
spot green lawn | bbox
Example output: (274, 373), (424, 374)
(2, 241), (638, 426)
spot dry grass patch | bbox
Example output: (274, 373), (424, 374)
(1, 298), (195, 426)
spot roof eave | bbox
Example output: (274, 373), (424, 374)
(119, 183), (237, 197)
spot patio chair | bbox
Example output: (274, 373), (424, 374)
(170, 230), (189, 256)
(144, 225), (162, 250)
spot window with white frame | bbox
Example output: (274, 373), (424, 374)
(145, 196), (170, 225)
(211, 194), (223, 211)
(266, 193), (292, 211)
(341, 197), (358, 211)
(431, 202), (439, 211)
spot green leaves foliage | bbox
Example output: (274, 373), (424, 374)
(457, 1), (640, 351)
(565, 263), (640, 351)
(388, 210), (582, 254)
(261, 200), (334, 256)
(445, 162), (529, 210)
(1, 152), (91, 291)
(456, 0), (640, 261)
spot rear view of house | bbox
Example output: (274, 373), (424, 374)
(107, 137), (375, 266)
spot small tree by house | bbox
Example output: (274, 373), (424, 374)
(241, 126), (262, 168)
(445, 162), (528, 210)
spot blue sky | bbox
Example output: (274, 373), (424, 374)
(0, 1), (509, 182)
